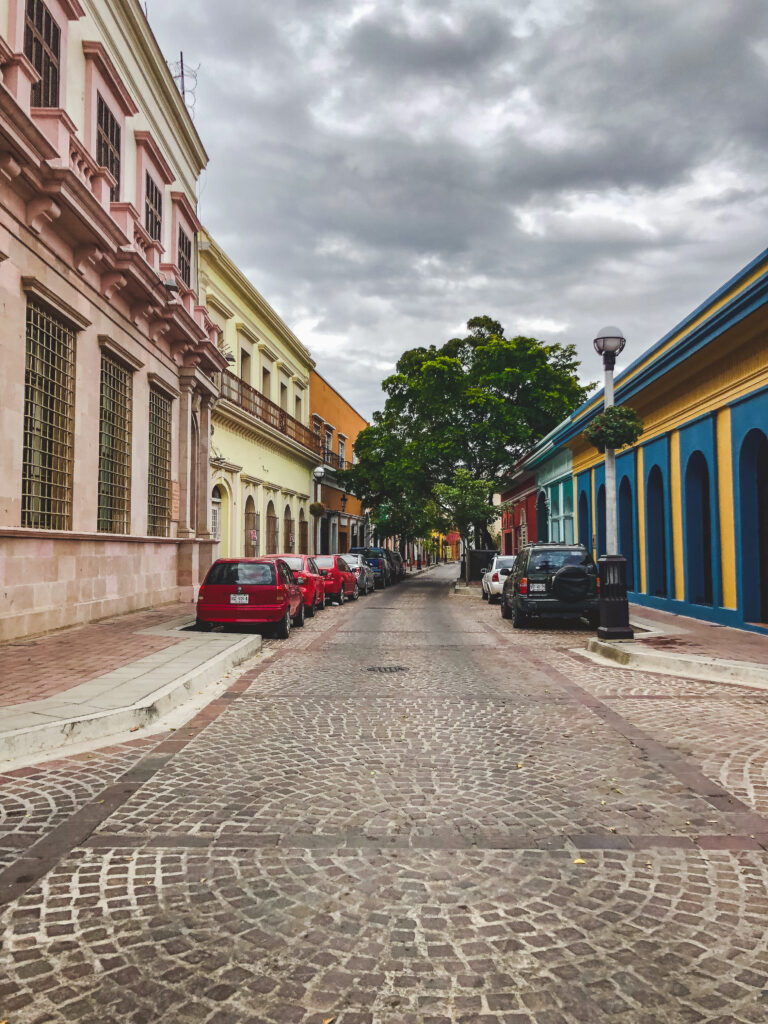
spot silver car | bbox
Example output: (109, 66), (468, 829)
(344, 553), (376, 595)
(481, 554), (517, 603)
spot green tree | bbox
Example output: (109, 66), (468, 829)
(343, 316), (591, 544)
(433, 469), (497, 583)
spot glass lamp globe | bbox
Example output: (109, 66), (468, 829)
(593, 326), (626, 356)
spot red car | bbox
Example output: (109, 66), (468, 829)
(313, 555), (359, 604)
(196, 557), (305, 637)
(274, 554), (326, 616)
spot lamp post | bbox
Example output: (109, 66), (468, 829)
(593, 326), (634, 640)
(313, 466), (325, 554)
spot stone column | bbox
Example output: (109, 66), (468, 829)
(176, 378), (195, 538)
(196, 393), (213, 538)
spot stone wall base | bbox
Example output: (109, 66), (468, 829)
(0, 531), (220, 642)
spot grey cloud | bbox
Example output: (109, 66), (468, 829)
(146, 0), (768, 418)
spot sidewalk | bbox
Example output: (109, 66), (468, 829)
(0, 604), (261, 766)
(586, 604), (768, 688)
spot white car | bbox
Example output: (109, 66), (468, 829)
(481, 555), (517, 603)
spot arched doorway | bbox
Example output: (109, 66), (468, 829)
(618, 477), (635, 591)
(536, 492), (548, 542)
(244, 495), (258, 557)
(739, 429), (768, 623)
(284, 504), (294, 553)
(211, 484), (222, 545)
(596, 485), (606, 558)
(266, 500), (278, 553)
(685, 451), (713, 605)
(646, 465), (667, 597)
(299, 509), (308, 554)
(578, 491), (590, 550)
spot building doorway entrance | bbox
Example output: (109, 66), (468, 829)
(739, 429), (768, 624)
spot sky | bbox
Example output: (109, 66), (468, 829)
(147, 0), (768, 420)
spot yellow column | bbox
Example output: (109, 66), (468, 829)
(717, 408), (738, 608)
(637, 447), (647, 593)
(669, 431), (685, 601)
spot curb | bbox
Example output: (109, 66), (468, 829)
(0, 631), (262, 764)
(585, 637), (768, 690)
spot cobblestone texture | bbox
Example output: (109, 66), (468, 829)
(3, 567), (768, 1023)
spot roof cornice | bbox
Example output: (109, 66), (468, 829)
(200, 228), (314, 370)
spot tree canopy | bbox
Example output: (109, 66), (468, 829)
(341, 316), (591, 543)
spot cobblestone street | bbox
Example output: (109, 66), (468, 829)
(3, 564), (768, 1023)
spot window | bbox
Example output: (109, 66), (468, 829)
(211, 486), (221, 540)
(145, 173), (162, 242)
(25, 0), (60, 108)
(22, 299), (75, 529)
(147, 388), (171, 537)
(295, 395), (302, 422)
(240, 349), (251, 386)
(338, 438), (346, 463)
(96, 94), (120, 202)
(261, 366), (271, 399)
(97, 354), (132, 533)
(178, 227), (192, 287)
(280, 382), (288, 411)
(205, 561), (275, 586)
(324, 429), (333, 457)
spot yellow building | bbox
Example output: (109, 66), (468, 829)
(199, 231), (321, 557)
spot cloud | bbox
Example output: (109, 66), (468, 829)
(147, 0), (768, 418)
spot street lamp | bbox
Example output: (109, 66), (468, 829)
(340, 492), (347, 512)
(593, 326), (634, 640)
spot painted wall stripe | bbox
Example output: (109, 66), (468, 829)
(717, 408), (738, 609)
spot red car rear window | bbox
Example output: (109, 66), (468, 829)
(205, 562), (276, 585)
(314, 556), (336, 568)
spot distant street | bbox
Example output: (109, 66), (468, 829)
(3, 565), (768, 1023)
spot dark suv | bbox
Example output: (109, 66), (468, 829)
(500, 543), (599, 628)
(348, 546), (392, 588)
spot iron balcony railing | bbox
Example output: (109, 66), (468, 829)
(215, 369), (322, 456)
(322, 448), (352, 472)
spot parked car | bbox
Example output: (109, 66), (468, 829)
(344, 553), (376, 595)
(389, 549), (406, 580)
(274, 554), (326, 616)
(313, 554), (359, 604)
(196, 557), (305, 637)
(500, 543), (600, 628)
(348, 546), (392, 588)
(481, 554), (517, 603)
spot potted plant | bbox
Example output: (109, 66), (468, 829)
(309, 501), (326, 517)
(584, 406), (643, 453)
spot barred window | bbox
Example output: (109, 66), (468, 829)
(147, 388), (171, 537)
(178, 227), (192, 287)
(97, 355), (132, 533)
(145, 173), (162, 242)
(96, 94), (120, 202)
(24, 0), (60, 108)
(22, 299), (75, 530)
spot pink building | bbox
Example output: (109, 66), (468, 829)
(0, 0), (226, 641)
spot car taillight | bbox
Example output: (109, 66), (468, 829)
(198, 586), (206, 602)
(596, 575), (600, 593)
(492, 572), (499, 582)
(275, 586), (286, 602)
(518, 577), (528, 595)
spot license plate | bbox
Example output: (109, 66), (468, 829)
(529, 583), (546, 593)
(229, 594), (249, 604)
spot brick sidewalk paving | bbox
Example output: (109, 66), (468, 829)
(0, 603), (194, 708)
(631, 603), (768, 663)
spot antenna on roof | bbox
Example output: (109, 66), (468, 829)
(167, 50), (200, 120)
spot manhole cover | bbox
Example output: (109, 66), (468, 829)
(366, 665), (409, 674)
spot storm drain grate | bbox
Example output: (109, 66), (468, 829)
(366, 665), (409, 674)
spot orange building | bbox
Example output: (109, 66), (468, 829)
(310, 371), (369, 554)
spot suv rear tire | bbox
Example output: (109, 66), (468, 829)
(512, 605), (528, 628)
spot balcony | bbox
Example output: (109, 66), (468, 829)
(215, 369), (322, 456)
(322, 449), (351, 472)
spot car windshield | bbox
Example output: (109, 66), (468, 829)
(528, 550), (593, 572)
(205, 562), (275, 585)
(281, 557), (304, 571)
(314, 556), (336, 568)
(495, 557), (516, 569)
